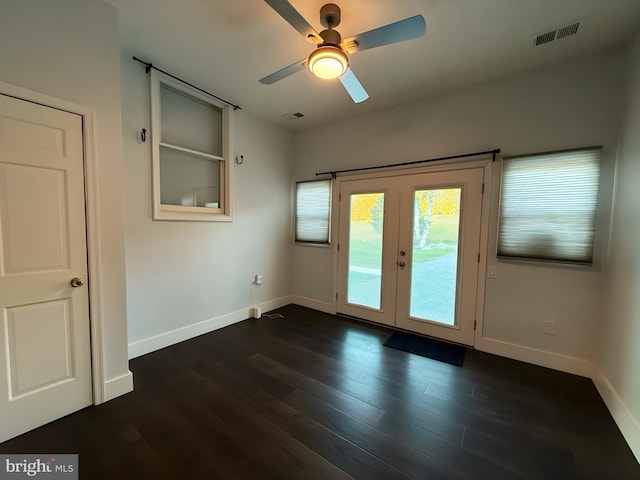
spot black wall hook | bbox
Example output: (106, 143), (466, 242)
(136, 128), (147, 144)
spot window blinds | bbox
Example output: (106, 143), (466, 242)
(160, 83), (222, 156)
(296, 180), (331, 244)
(497, 147), (601, 264)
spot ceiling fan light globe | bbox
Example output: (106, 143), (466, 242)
(308, 46), (348, 80)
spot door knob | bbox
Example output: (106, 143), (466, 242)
(399, 250), (406, 256)
(398, 261), (406, 268)
(70, 277), (84, 288)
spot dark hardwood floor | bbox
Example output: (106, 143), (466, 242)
(1, 304), (638, 479)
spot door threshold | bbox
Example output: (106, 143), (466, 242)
(336, 312), (472, 349)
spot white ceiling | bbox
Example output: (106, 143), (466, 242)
(106, 0), (640, 131)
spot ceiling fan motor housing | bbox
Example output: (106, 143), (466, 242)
(320, 3), (341, 28)
(320, 28), (342, 46)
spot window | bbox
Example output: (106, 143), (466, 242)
(150, 70), (233, 221)
(497, 147), (601, 265)
(296, 180), (332, 244)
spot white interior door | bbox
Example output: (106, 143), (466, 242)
(337, 168), (484, 346)
(0, 94), (92, 442)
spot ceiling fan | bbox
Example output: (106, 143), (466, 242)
(259, 0), (426, 103)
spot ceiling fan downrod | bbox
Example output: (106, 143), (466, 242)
(319, 3), (342, 46)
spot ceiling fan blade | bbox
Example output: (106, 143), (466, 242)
(259, 59), (307, 85)
(339, 68), (369, 103)
(341, 15), (426, 54)
(264, 0), (322, 44)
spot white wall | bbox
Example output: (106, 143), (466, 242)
(293, 51), (624, 374)
(597, 33), (640, 462)
(0, 0), (130, 396)
(119, 54), (294, 357)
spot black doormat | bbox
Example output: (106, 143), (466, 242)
(383, 331), (466, 367)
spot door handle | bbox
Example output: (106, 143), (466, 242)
(70, 277), (84, 288)
(398, 261), (406, 268)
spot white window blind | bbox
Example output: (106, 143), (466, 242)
(296, 180), (331, 244)
(497, 147), (601, 265)
(160, 83), (222, 156)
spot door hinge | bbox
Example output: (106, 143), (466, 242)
(477, 252), (481, 263)
(474, 320), (477, 330)
(337, 243), (340, 252)
(336, 292), (338, 301)
(481, 183), (485, 194)
(339, 193), (341, 202)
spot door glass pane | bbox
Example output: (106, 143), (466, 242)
(347, 193), (384, 309)
(409, 188), (461, 325)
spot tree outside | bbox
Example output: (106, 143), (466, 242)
(348, 188), (460, 268)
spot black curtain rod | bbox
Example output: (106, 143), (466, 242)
(132, 56), (241, 111)
(316, 148), (500, 178)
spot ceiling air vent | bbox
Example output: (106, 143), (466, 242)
(557, 22), (580, 40)
(282, 112), (305, 120)
(535, 30), (556, 46)
(534, 21), (580, 46)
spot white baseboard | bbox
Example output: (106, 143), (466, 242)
(593, 369), (640, 463)
(127, 296), (291, 359)
(103, 371), (133, 402)
(290, 295), (336, 315)
(475, 337), (595, 378)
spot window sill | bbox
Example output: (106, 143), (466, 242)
(154, 204), (232, 222)
(295, 241), (332, 248)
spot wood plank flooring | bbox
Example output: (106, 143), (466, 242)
(1, 304), (638, 479)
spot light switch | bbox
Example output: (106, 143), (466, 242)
(488, 266), (497, 279)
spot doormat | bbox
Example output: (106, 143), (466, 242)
(383, 331), (466, 367)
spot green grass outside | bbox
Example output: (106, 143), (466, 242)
(349, 216), (459, 269)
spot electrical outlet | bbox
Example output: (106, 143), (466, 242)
(488, 266), (498, 279)
(544, 321), (556, 335)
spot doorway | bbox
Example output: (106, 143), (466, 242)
(0, 93), (93, 442)
(337, 167), (484, 345)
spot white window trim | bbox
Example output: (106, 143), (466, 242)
(150, 70), (233, 222)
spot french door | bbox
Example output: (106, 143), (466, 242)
(337, 168), (484, 345)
